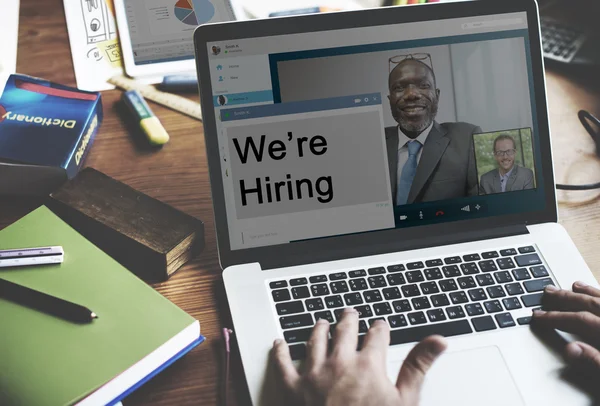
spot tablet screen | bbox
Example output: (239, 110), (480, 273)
(123, 0), (234, 66)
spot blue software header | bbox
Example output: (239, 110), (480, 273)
(220, 93), (382, 122)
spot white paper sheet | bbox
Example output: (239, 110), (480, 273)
(63, 0), (124, 91)
(0, 0), (20, 96)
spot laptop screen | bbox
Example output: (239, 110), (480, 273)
(206, 11), (544, 251)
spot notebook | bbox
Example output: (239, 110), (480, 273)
(0, 206), (203, 406)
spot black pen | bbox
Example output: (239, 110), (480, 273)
(0, 277), (98, 323)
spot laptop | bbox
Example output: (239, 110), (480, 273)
(193, 1), (598, 404)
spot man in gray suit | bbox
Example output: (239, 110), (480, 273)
(386, 58), (481, 206)
(479, 134), (535, 194)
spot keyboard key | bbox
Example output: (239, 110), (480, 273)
(314, 310), (334, 323)
(505, 283), (524, 296)
(458, 276), (477, 289)
(363, 290), (383, 303)
(444, 256), (462, 264)
(472, 316), (497, 332)
(407, 261), (425, 270)
(524, 278), (554, 293)
(431, 293), (450, 307)
(368, 267), (386, 275)
(478, 260), (498, 272)
(468, 288), (487, 301)
(392, 299), (412, 313)
(476, 274), (494, 286)
(482, 251), (499, 259)
(373, 302), (393, 316)
(497, 258), (516, 270)
(310, 275), (328, 283)
(518, 246), (536, 254)
(334, 309), (345, 321)
(446, 305), (466, 319)
(484, 300), (503, 313)
(388, 314), (408, 328)
(355, 305), (373, 318)
(270, 280), (287, 289)
(502, 297), (522, 310)
(306, 298), (325, 311)
(290, 278), (308, 286)
(388, 320), (472, 345)
(382, 287), (402, 300)
(439, 279), (458, 292)
(350, 279), (368, 291)
(369, 317), (386, 327)
(531, 266), (549, 278)
(311, 284), (329, 297)
(425, 259), (444, 267)
(463, 254), (481, 262)
(289, 343), (307, 360)
(349, 270), (367, 278)
(517, 316), (532, 325)
(487, 286), (506, 298)
(329, 272), (347, 280)
(359, 320), (369, 333)
(406, 271), (425, 283)
(500, 248), (518, 256)
(465, 303), (484, 316)
(427, 308), (447, 322)
(424, 268), (443, 280)
(402, 284), (421, 297)
(330, 281), (349, 294)
(495, 313), (516, 328)
(284, 327), (312, 343)
(494, 271), (513, 284)
(280, 313), (313, 329)
(387, 273), (406, 286)
(368, 275), (387, 288)
(272, 289), (291, 302)
(387, 264), (406, 273)
(420, 281), (439, 295)
(461, 263), (479, 275)
(277, 301), (305, 315)
(412, 296), (431, 310)
(344, 292), (364, 306)
(325, 295), (344, 308)
(442, 265), (461, 278)
(408, 311), (427, 325)
(450, 291), (468, 304)
(515, 254), (542, 267)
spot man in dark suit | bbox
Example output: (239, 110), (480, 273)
(386, 58), (481, 205)
(479, 134), (535, 194)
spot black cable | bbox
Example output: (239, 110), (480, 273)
(555, 110), (600, 191)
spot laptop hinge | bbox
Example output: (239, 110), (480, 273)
(261, 224), (529, 270)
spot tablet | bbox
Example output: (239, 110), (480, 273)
(114, 0), (236, 82)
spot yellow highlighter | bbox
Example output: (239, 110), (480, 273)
(122, 90), (170, 146)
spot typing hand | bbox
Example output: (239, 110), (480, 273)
(272, 308), (447, 406)
(533, 281), (600, 372)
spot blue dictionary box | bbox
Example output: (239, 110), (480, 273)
(0, 74), (102, 195)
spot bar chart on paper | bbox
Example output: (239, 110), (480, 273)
(174, 0), (215, 25)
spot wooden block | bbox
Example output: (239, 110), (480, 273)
(47, 167), (204, 281)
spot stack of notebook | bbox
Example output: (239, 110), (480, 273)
(0, 206), (204, 406)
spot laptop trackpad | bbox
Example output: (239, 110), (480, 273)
(389, 346), (524, 406)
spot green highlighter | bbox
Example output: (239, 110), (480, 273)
(122, 90), (170, 146)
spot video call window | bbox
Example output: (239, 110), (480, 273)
(474, 128), (537, 195)
(269, 33), (540, 207)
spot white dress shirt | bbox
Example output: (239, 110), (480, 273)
(396, 123), (434, 185)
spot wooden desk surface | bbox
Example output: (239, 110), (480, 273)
(3, 1), (600, 405)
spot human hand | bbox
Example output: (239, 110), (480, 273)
(532, 281), (600, 372)
(272, 308), (447, 406)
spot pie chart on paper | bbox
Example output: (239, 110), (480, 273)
(174, 0), (215, 26)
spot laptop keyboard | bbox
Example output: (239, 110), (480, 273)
(268, 245), (554, 360)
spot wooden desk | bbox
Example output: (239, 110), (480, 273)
(3, 1), (600, 405)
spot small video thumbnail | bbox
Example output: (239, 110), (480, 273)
(473, 128), (536, 195)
